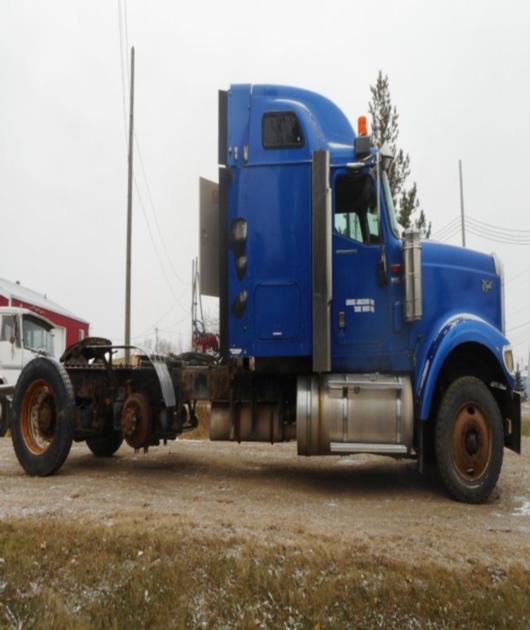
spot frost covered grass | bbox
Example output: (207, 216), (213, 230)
(0, 519), (528, 629)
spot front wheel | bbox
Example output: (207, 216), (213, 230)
(11, 358), (74, 476)
(435, 376), (503, 503)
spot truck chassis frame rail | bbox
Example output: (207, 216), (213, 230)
(7, 337), (230, 476)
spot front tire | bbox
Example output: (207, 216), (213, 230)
(11, 358), (74, 476)
(435, 376), (503, 503)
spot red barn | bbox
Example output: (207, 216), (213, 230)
(0, 278), (89, 353)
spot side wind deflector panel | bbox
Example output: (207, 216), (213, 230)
(312, 150), (332, 372)
(216, 89), (230, 358)
(218, 166), (230, 359)
(218, 90), (228, 166)
(199, 178), (219, 297)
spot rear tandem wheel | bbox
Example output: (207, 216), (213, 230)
(86, 429), (123, 457)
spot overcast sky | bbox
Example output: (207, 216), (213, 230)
(1, 0), (529, 364)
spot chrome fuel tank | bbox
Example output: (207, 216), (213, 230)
(296, 373), (414, 456)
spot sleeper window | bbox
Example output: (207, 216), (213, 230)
(262, 112), (304, 149)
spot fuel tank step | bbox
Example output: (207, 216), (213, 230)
(329, 442), (408, 455)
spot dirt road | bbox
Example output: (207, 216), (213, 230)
(1, 436), (528, 570)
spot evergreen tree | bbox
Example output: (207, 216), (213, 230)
(368, 71), (431, 237)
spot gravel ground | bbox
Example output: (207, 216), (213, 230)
(0, 434), (528, 570)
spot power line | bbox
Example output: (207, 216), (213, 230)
(507, 318), (530, 334)
(467, 215), (530, 235)
(116, 0), (128, 148)
(433, 214), (530, 246)
(116, 0), (189, 327)
(507, 303), (530, 321)
(464, 216), (530, 245)
(507, 264), (530, 286)
(132, 312), (190, 342)
(123, 0), (130, 69)
(507, 328), (530, 348)
(467, 227), (530, 243)
(118, 0), (189, 288)
(134, 137), (188, 286)
(466, 226), (530, 245)
(131, 299), (182, 340)
(432, 221), (461, 243)
(437, 225), (462, 242)
(431, 217), (460, 240)
(133, 177), (189, 311)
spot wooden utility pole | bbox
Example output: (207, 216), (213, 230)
(124, 46), (135, 361)
(459, 159), (466, 248)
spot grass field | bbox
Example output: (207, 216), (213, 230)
(0, 519), (528, 629)
(0, 407), (527, 627)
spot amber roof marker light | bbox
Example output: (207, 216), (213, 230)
(358, 116), (368, 136)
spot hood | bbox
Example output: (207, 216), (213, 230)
(422, 240), (496, 276)
(418, 239), (502, 334)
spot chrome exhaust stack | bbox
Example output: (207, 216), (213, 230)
(403, 227), (422, 322)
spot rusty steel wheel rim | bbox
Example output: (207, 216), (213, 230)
(121, 393), (151, 449)
(20, 379), (56, 455)
(452, 402), (492, 481)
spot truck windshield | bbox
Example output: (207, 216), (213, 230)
(22, 315), (54, 355)
(382, 171), (401, 238)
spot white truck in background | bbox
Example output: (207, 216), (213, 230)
(0, 307), (58, 434)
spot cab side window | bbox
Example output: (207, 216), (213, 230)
(334, 174), (380, 245)
(0, 315), (20, 346)
(262, 112), (304, 149)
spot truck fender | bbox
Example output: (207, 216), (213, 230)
(416, 314), (513, 421)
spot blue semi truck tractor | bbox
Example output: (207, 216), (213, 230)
(4, 84), (521, 504)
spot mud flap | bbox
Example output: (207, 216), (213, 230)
(0, 398), (10, 437)
(503, 389), (521, 454)
(148, 354), (176, 433)
(0, 384), (14, 437)
(492, 386), (521, 454)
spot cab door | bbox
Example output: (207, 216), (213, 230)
(331, 171), (390, 369)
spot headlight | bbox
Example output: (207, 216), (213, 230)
(503, 345), (514, 375)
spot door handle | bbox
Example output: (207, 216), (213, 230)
(377, 249), (388, 286)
